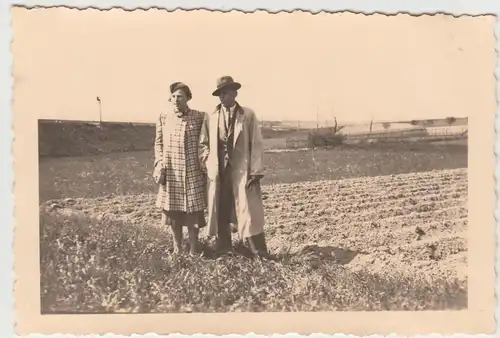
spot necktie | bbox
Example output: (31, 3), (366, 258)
(225, 106), (231, 131)
(224, 107), (232, 136)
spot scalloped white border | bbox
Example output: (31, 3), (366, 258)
(2, 1), (499, 338)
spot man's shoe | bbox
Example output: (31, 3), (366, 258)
(246, 232), (274, 258)
(214, 238), (233, 254)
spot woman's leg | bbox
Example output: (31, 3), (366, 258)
(187, 225), (200, 254)
(164, 211), (183, 254)
(186, 212), (202, 254)
(171, 223), (183, 254)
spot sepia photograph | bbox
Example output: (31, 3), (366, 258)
(12, 6), (496, 336)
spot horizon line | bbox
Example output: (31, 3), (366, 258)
(38, 115), (469, 126)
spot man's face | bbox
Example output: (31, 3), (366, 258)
(170, 89), (188, 111)
(218, 88), (238, 107)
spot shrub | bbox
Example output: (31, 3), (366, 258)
(446, 117), (457, 125)
(307, 129), (346, 148)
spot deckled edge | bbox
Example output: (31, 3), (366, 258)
(494, 11), (500, 338)
(5, 4), (499, 338)
(7, 5), (498, 17)
(5, 1), (14, 338)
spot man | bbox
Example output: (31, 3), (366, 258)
(199, 76), (270, 258)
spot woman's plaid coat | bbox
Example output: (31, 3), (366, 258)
(154, 109), (207, 213)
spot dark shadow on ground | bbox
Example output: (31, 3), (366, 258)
(282, 244), (360, 265)
(195, 242), (360, 266)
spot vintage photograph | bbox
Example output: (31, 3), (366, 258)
(13, 6), (496, 336)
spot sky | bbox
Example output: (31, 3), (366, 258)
(11, 8), (496, 124)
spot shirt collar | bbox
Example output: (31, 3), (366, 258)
(173, 107), (190, 118)
(224, 103), (236, 110)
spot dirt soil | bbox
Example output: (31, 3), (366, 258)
(42, 167), (467, 283)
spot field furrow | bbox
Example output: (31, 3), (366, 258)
(42, 168), (468, 283)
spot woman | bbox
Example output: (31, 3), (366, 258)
(153, 82), (207, 255)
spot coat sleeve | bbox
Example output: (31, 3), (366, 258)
(248, 110), (264, 176)
(199, 112), (210, 172)
(154, 115), (163, 168)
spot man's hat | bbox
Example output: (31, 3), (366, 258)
(212, 76), (241, 96)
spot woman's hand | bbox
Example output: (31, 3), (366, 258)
(153, 162), (166, 185)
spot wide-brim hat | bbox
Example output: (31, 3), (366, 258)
(212, 76), (241, 96)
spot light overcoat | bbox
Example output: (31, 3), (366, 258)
(199, 103), (265, 239)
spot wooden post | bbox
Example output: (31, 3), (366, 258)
(96, 96), (102, 123)
(316, 107), (319, 129)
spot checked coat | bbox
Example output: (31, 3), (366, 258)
(154, 109), (207, 213)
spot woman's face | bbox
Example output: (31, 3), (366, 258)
(170, 89), (189, 111)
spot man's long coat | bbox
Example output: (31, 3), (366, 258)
(199, 103), (265, 239)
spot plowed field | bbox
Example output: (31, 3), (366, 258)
(42, 167), (467, 281)
(41, 165), (467, 313)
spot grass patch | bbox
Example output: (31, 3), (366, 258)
(40, 209), (467, 313)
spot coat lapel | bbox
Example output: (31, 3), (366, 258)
(210, 105), (221, 166)
(233, 103), (245, 148)
(211, 105), (221, 140)
(212, 103), (245, 148)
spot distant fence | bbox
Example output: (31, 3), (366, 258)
(345, 128), (428, 140)
(267, 126), (469, 150)
(342, 126), (468, 140)
(425, 126), (469, 136)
